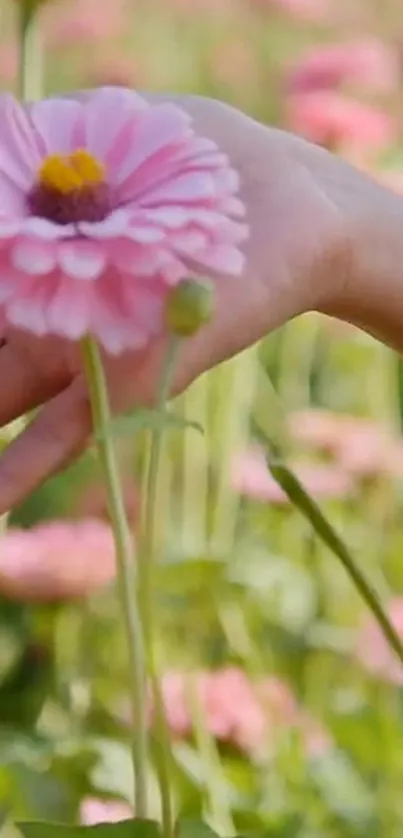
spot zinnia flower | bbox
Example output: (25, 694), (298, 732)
(0, 518), (117, 601)
(287, 39), (398, 95)
(80, 798), (133, 825)
(146, 668), (329, 757)
(286, 91), (396, 155)
(0, 88), (246, 354)
(230, 446), (354, 504)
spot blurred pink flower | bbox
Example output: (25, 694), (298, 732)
(44, 0), (126, 48)
(80, 798), (133, 825)
(286, 91), (396, 154)
(291, 409), (403, 479)
(251, 0), (332, 21)
(355, 598), (403, 684)
(287, 39), (398, 95)
(170, 0), (232, 15)
(150, 668), (329, 757)
(0, 519), (117, 602)
(0, 44), (17, 84)
(230, 445), (354, 504)
(0, 89), (246, 354)
(84, 55), (147, 89)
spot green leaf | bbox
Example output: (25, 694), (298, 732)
(18, 820), (161, 838)
(176, 820), (220, 838)
(96, 408), (203, 440)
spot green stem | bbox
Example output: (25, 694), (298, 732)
(18, 2), (44, 101)
(140, 336), (180, 838)
(269, 460), (403, 668)
(81, 337), (148, 816)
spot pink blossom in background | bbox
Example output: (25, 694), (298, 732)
(287, 39), (399, 95)
(147, 667), (328, 757)
(289, 409), (351, 453)
(0, 89), (246, 354)
(355, 598), (403, 684)
(230, 445), (354, 504)
(44, 0), (127, 48)
(251, 0), (332, 21)
(286, 91), (396, 155)
(80, 798), (133, 825)
(85, 55), (147, 89)
(290, 409), (403, 479)
(0, 43), (17, 85)
(0, 519), (117, 602)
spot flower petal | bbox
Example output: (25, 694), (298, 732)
(139, 172), (217, 207)
(115, 104), (193, 186)
(84, 87), (149, 162)
(30, 97), (85, 154)
(0, 94), (40, 191)
(12, 239), (56, 275)
(58, 240), (106, 280)
(22, 217), (75, 240)
(45, 277), (93, 338)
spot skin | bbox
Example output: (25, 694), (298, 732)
(0, 92), (403, 513)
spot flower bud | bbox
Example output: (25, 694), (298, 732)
(165, 278), (214, 337)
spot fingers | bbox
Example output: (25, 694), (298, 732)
(0, 378), (91, 514)
(0, 340), (72, 427)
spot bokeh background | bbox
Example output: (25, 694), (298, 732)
(2, 0), (403, 835)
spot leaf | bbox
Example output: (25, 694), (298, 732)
(18, 821), (161, 838)
(96, 408), (203, 440)
(176, 820), (220, 838)
(308, 749), (374, 824)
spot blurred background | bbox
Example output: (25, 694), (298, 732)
(2, 0), (403, 834)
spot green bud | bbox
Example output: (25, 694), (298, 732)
(165, 278), (214, 337)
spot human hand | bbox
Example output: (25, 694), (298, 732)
(0, 91), (399, 513)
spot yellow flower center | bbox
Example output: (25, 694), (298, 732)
(38, 149), (106, 195)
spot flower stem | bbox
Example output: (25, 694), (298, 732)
(18, 1), (44, 102)
(140, 336), (181, 838)
(81, 337), (148, 816)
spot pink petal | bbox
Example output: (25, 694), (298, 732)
(0, 94), (40, 191)
(45, 277), (93, 338)
(79, 209), (129, 239)
(57, 240), (106, 280)
(22, 217), (75, 240)
(115, 104), (193, 186)
(30, 97), (85, 155)
(139, 172), (217, 206)
(193, 245), (245, 275)
(109, 239), (164, 276)
(84, 87), (149, 163)
(11, 239), (56, 275)
(6, 275), (57, 335)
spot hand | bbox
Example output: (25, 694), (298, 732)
(0, 92), (398, 513)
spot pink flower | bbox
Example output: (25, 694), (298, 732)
(84, 55), (147, 89)
(291, 409), (403, 479)
(148, 668), (329, 757)
(250, 0), (332, 21)
(230, 446), (354, 504)
(355, 598), (403, 684)
(80, 798), (133, 825)
(44, 0), (126, 48)
(0, 519), (117, 602)
(287, 39), (398, 95)
(0, 88), (246, 354)
(0, 43), (17, 84)
(286, 91), (396, 154)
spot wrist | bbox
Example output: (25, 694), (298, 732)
(320, 169), (403, 353)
